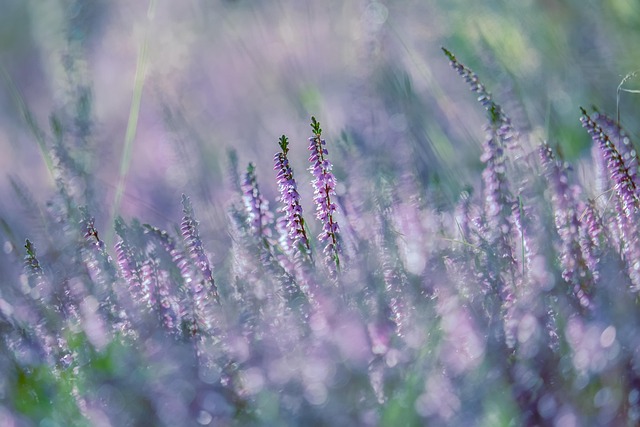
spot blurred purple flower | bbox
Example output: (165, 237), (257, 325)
(241, 163), (274, 241)
(539, 142), (593, 307)
(577, 200), (603, 281)
(114, 219), (148, 306)
(442, 47), (518, 150)
(181, 194), (219, 304)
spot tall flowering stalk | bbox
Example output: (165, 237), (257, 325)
(181, 194), (219, 305)
(480, 131), (513, 256)
(308, 116), (341, 275)
(539, 142), (593, 308)
(114, 218), (148, 306)
(441, 47), (518, 151)
(375, 209), (411, 339)
(581, 108), (640, 217)
(24, 239), (73, 365)
(580, 107), (640, 290)
(274, 135), (312, 262)
(593, 110), (640, 195)
(144, 224), (192, 288)
(144, 224), (190, 333)
(79, 207), (122, 325)
(141, 253), (179, 333)
(233, 165), (306, 307)
(442, 47), (515, 254)
(241, 163), (274, 244)
(443, 48), (516, 301)
(578, 200), (604, 281)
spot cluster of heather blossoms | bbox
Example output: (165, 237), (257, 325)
(181, 194), (219, 304)
(308, 116), (341, 276)
(6, 48), (640, 427)
(580, 108), (640, 290)
(443, 48), (519, 315)
(241, 162), (274, 241)
(539, 142), (594, 308)
(274, 135), (311, 262)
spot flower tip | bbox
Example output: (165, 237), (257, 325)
(279, 135), (289, 153)
(25, 239), (35, 255)
(441, 46), (454, 59)
(310, 116), (322, 136)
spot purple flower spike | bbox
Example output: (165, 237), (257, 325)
(580, 108), (639, 217)
(539, 142), (594, 307)
(274, 135), (311, 261)
(443, 48), (517, 269)
(181, 194), (219, 304)
(578, 200), (603, 281)
(241, 163), (274, 241)
(480, 132), (512, 249)
(593, 110), (640, 195)
(580, 108), (640, 291)
(308, 117), (341, 275)
(114, 219), (148, 305)
(442, 47), (518, 149)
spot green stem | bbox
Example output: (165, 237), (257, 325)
(107, 0), (155, 244)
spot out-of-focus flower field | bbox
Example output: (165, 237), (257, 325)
(2, 0), (640, 425)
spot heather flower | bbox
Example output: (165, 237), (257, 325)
(79, 207), (117, 283)
(241, 163), (274, 241)
(22, 239), (73, 365)
(580, 107), (640, 290)
(79, 207), (122, 323)
(181, 194), (219, 304)
(441, 47), (518, 150)
(375, 210), (412, 338)
(11, 34), (640, 426)
(142, 254), (179, 332)
(469, 122), (518, 309)
(443, 49), (529, 321)
(114, 218), (148, 306)
(480, 131), (513, 253)
(580, 107), (639, 217)
(579, 200), (605, 250)
(274, 135), (312, 262)
(233, 169), (306, 307)
(577, 200), (603, 280)
(593, 109), (640, 194)
(144, 224), (189, 332)
(443, 48), (517, 269)
(539, 142), (593, 307)
(144, 224), (192, 287)
(308, 116), (341, 275)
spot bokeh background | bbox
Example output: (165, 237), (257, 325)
(3, 1), (640, 425)
(1, 0), (640, 249)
